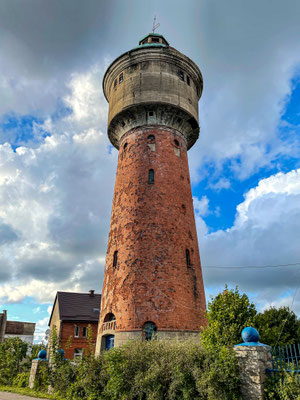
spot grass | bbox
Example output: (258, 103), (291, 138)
(0, 386), (60, 399)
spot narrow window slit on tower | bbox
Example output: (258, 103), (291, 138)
(179, 71), (184, 81)
(148, 169), (154, 184)
(119, 73), (123, 83)
(123, 142), (128, 151)
(114, 79), (117, 88)
(186, 249), (191, 267)
(149, 111), (154, 117)
(113, 251), (118, 268)
(187, 75), (190, 86)
(174, 139), (180, 147)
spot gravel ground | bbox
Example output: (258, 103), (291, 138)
(0, 392), (50, 400)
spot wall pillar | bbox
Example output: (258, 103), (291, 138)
(234, 327), (272, 400)
(29, 350), (48, 389)
(29, 359), (47, 389)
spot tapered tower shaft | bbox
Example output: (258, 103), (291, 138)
(96, 33), (206, 353)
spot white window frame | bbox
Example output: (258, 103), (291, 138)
(74, 325), (80, 338)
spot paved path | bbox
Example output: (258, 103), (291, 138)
(0, 392), (50, 400)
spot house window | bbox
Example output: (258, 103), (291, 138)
(186, 249), (191, 267)
(119, 73), (123, 83)
(148, 169), (154, 184)
(187, 75), (190, 86)
(113, 251), (118, 268)
(82, 327), (87, 338)
(74, 348), (83, 359)
(74, 325), (79, 338)
(144, 322), (157, 341)
(179, 71), (184, 81)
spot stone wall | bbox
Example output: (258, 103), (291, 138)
(234, 345), (272, 400)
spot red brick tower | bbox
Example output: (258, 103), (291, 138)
(96, 33), (206, 353)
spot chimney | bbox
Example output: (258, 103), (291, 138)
(89, 290), (95, 297)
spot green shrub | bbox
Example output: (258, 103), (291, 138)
(0, 337), (28, 385)
(102, 339), (241, 400)
(12, 371), (30, 388)
(265, 371), (300, 400)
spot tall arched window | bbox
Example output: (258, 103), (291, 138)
(144, 321), (157, 341)
(113, 251), (118, 268)
(148, 169), (154, 184)
(186, 249), (191, 267)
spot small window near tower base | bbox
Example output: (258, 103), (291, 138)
(119, 73), (123, 83)
(147, 135), (155, 143)
(186, 249), (191, 267)
(144, 321), (157, 341)
(113, 251), (118, 268)
(148, 169), (154, 184)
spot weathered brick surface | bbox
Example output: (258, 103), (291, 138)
(98, 125), (206, 338)
(60, 321), (97, 359)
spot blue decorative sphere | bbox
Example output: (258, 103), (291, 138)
(242, 327), (259, 343)
(58, 348), (65, 357)
(38, 349), (47, 359)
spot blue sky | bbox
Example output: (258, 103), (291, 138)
(0, 0), (299, 342)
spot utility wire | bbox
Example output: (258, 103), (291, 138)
(201, 262), (300, 269)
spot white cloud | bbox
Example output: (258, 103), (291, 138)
(199, 169), (300, 315)
(0, 66), (115, 304)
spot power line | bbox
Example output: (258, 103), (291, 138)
(201, 262), (300, 270)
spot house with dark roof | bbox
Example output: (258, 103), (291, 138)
(48, 290), (101, 359)
(0, 310), (35, 344)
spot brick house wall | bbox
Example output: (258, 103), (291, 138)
(61, 321), (98, 359)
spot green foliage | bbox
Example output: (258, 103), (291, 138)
(254, 306), (300, 347)
(12, 371), (30, 388)
(102, 339), (241, 400)
(0, 337), (28, 385)
(201, 285), (257, 348)
(265, 371), (300, 400)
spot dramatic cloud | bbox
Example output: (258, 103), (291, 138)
(0, 66), (115, 303)
(199, 169), (300, 313)
(0, 0), (299, 322)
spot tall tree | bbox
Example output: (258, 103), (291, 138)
(201, 285), (257, 348)
(254, 306), (300, 347)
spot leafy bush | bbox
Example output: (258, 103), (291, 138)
(101, 339), (241, 400)
(265, 371), (300, 399)
(0, 337), (28, 385)
(12, 371), (30, 388)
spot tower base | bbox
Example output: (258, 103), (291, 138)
(95, 330), (200, 356)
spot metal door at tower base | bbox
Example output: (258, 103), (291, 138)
(105, 334), (115, 350)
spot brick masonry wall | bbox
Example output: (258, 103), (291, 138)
(98, 126), (206, 338)
(61, 321), (98, 359)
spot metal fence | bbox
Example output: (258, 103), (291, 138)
(266, 343), (300, 378)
